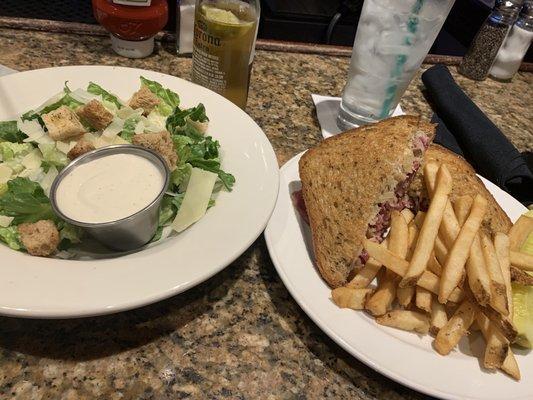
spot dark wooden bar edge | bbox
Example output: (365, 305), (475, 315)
(1, 16), (532, 71)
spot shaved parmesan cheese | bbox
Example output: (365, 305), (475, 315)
(145, 111), (167, 132)
(102, 117), (124, 138)
(56, 141), (71, 154)
(0, 215), (14, 228)
(82, 132), (98, 144)
(39, 165), (58, 196)
(116, 106), (142, 120)
(112, 136), (129, 145)
(0, 164), (12, 183)
(21, 149), (43, 170)
(18, 167), (44, 182)
(19, 119), (54, 144)
(134, 119), (145, 135)
(94, 136), (112, 149)
(171, 168), (217, 233)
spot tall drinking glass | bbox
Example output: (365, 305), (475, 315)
(192, 0), (259, 109)
(337, 0), (456, 129)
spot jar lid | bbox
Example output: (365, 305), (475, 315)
(110, 35), (154, 58)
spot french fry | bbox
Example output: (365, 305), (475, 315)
(427, 252), (442, 276)
(510, 250), (533, 271)
(401, 209), (415, 224)
(439, 194), (487, 303)
(347, 257), (382, 288)
(480, 305), (517, 341)
(454, 196), (492, 306)
(364, 240), (464, 303)
(397, 225), (418, 306)
(389, 211), (408, 258)
(434, 300), (476, 355)
(423, 162), (440, 197)
(413, 211), (426, 229)
(365, 270), (397, 316)
(400, 164), (452, 287)
(430, 300), (448, 335)
(508, 215), (533, 250)
(476, 313), (509, 370)
(481, 233), (509, 315)
(397, 287), (415, 308)
(424, 162), (461, 249)
(501, 349), (521, 380)
(376, 310), (430, 334)
(366, 217), (405, 316)
(433, 235), (449, 266)
(348, 239), (390, 288)
(416, 287), (432, 313)
(510, 266), (533, 285)
(332, 287), (374, 310)
(494, 233), (513, 318)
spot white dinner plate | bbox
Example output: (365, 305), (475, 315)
(0, 66), (279, 318)
(265, 151), (530, 400)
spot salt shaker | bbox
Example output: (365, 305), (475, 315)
(459, 0), (523, 81)
(490, 0), (533, 80)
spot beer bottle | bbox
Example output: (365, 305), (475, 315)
(192, 0), (260, 109)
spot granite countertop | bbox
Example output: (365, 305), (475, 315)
(0, 27), (532, 400)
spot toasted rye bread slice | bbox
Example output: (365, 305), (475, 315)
(299, 115), (435, 288)
(410, 144), (512, 235)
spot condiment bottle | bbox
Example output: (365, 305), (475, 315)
(490, 0), (533, 80)
(191, 0), (260, 109)
(92, 0), (168, 58)
(459, 0), (523, 81)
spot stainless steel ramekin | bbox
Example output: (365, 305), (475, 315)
(50, 144), (170, 251)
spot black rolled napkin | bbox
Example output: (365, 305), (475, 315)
(422, 64), (533, 205)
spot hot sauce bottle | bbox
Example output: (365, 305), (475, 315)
(92, 0), (168, 58)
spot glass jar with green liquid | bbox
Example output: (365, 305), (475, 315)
(192, 0), (259, 109)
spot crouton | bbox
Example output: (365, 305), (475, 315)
(67, 139), (95, 160)
(76, 99), (113, 130)
(128, 86), (160, 115)
(42, 105), (86, 141)
(18, 220), (60, 257)
(132, 130), (177, 169)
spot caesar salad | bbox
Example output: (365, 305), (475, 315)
(0, 77), (235, 258)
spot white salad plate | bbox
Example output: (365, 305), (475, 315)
(0, 65), (279, 318)
(265, 151), (530, 400)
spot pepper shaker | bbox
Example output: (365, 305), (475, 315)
(459, 0), (523, 81)
(490, 0), (533, 80)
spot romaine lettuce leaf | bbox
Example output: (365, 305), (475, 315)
(0, 226), (23, 250)
(58, 221), (83, 245)
(166, 104), (208, 139)
(87, 82), (123, 108)
(0, 121), (27, 143)
(119, 115), (141, 142)
(38, 143), (68, 170)
(0, 177), (56, 224)
(140, 76), (180, 116)
(0, 142), (34, 161)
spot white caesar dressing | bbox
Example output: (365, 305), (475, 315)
(55, 153), (165, 224)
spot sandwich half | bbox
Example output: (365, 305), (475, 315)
(299, 115), (435, 288)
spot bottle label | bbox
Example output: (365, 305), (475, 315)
(191, 4), (257, 108)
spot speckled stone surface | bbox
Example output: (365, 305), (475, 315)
(0, 28), (531, 400)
